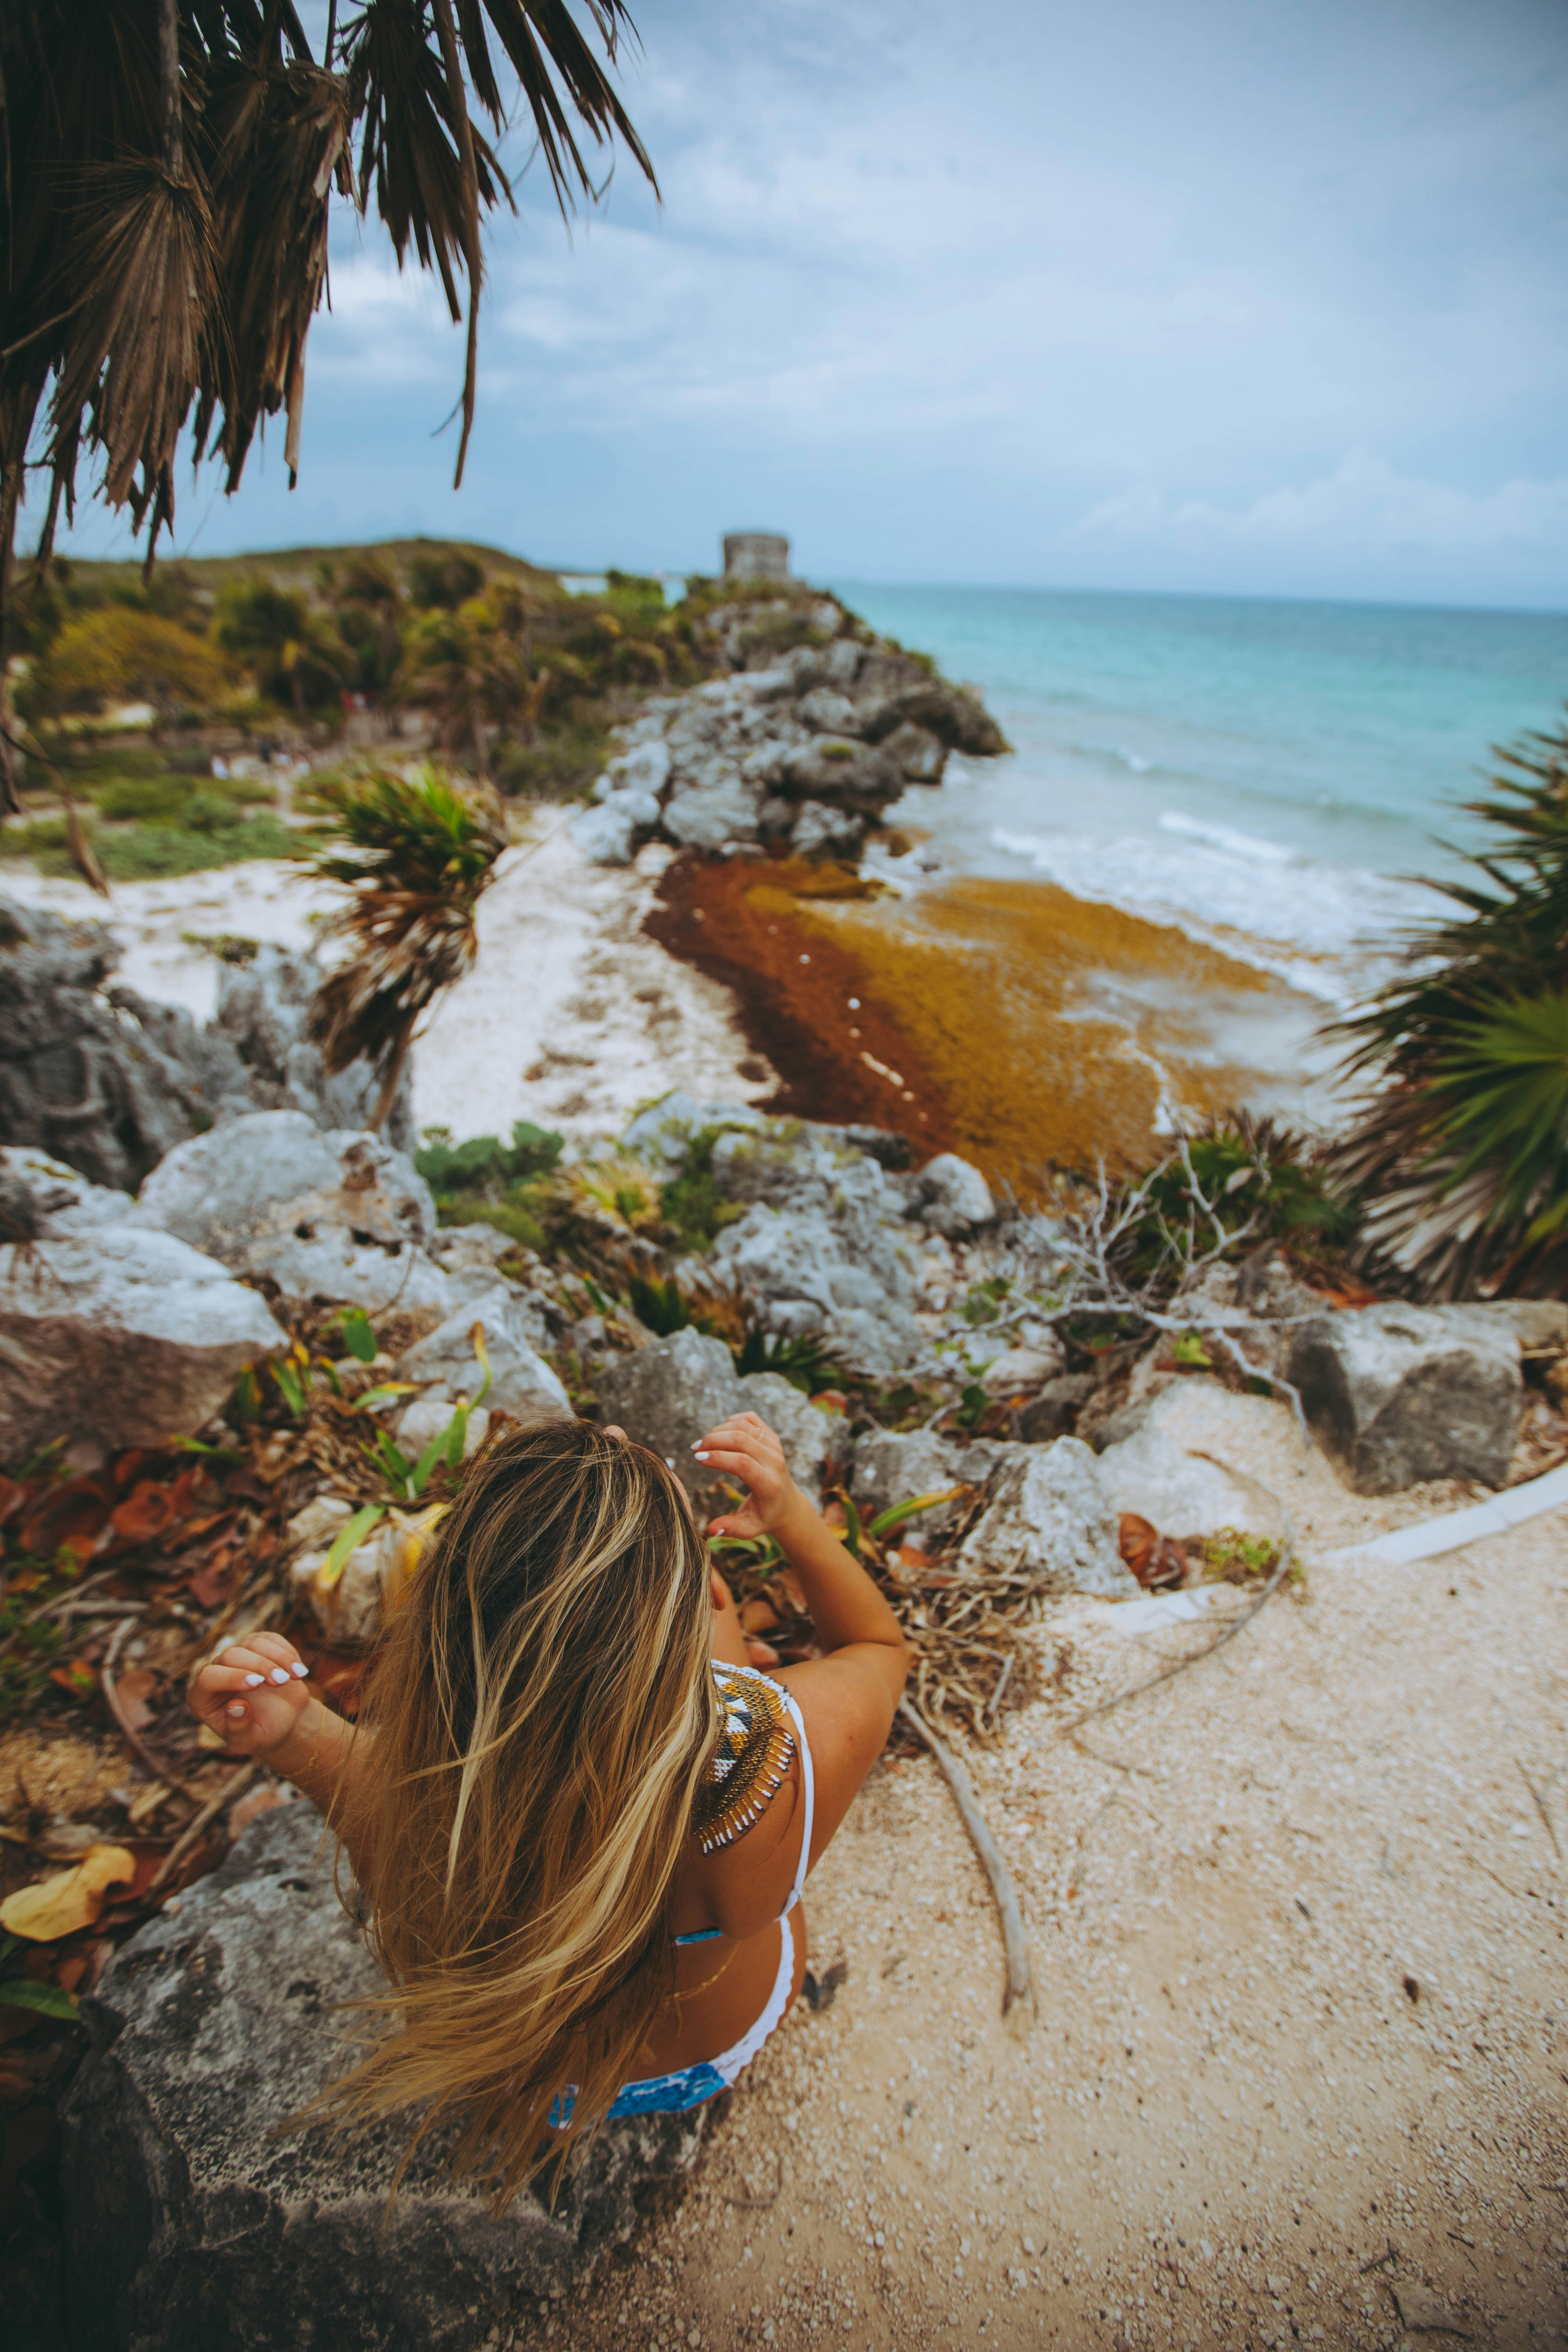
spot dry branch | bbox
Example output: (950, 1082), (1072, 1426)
(898, 1698), (1033, 2031)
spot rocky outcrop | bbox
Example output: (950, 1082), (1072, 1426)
(129, 1112), (455, 1316)
(394, 1285), (570, 1421)
(596, 1326), (849, 1513)
(58, 1803), (708, 2352)
(849, 1427), (1006, 1542)
(954, 1438), (1139, 1600)
(1287, 1302), (1524, 1494)
(573, 596), (1007, 867)
(0, 1147), (283, 1457)
(0, 903), (413, 1195)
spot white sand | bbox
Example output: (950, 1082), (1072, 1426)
(0, 816), (775, 1152)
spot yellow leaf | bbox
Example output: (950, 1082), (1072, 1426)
(0, 1842), (136, 1941)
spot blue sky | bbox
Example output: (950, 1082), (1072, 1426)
(39, 0), (1568, 606)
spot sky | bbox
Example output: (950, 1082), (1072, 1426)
(37, 0), (1568, 607)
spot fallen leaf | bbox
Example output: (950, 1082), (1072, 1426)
(0, 1844), (136, 1941)
(186, 1551), (234, 1610)
(20, 1479), (112, 1563)
(48, 1659), (99, 1702)
(113, 1667), (158, 1734)
(807, 1390), (849, 1414)
(110, 1481), (177, 1543)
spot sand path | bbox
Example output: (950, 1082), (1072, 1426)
(547, 1410), (1568, 2352)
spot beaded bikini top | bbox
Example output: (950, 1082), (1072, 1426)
(692, 1661), (797, 1855)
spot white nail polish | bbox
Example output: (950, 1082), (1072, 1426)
(694, 1452), (709, 1463)
(290, 1662), (309, 1678)
(269, 1667), (290, 1685)
(244, 1673), (264, 1688)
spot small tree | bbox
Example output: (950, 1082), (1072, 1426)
(1329, 718), (1568, 1298)
(303, 763), (506, 1129)
(403, 597), (530, 776)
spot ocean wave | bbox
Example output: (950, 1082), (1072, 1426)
(989, 824), (1436, 1005)
(1158, 810), (1296, 863)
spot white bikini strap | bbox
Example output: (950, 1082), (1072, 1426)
(774, 1684), (814, 1915)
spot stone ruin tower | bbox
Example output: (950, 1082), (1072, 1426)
(722, 530), (790, 582)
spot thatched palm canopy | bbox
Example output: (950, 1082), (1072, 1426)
(0, 0), (655, 805)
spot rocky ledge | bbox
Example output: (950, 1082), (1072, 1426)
(59, 1801), (708, 2352)
(570, 594), (1006, 868)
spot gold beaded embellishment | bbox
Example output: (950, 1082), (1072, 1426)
(692, 1662), (796, 1855)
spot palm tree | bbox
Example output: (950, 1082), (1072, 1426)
(303, 762), (507, 1129)
(1328, 718), (1568, 1298)
(0, 0), (656, 810)
(403, 596), (531, 776)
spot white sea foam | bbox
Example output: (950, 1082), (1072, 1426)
(1158, 809), (1296, 863)
(989, 824), (1438, 1006)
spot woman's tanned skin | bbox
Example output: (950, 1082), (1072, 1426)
(188, 1411), (907, 2078)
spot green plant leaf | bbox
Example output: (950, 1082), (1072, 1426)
(1172, 1331), (1213, 1368)
(410, 1419), (461, 1497)
(353, 1383), (416, 1415)
(271, 1359), (305, 1416)
(867, 1488), (966, 1540)
(469, 1325), (492, 1410)
(445, 1406), (469, 1469)
(839, 1491), (863, 1561)
(0, 1978), (79, 2019)
(371, 1430), (413, 1490)
(317, 1504), (387, 1592)
(341, 1308), (377, 1364)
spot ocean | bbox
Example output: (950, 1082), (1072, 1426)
(831, 583), (1568, 1008)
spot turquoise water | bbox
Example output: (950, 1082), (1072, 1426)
(831, 583), (1568, 1001)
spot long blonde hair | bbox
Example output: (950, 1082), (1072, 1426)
(320, 1417), (718, 2205)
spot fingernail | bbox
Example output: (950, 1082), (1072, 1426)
(290, 1662), (309, 1678)
(244, 1673), (264, 1687)
(693, 1451), (709, 1463)
(227, 1702), (246, 1720)
(268, 1667), (290, 1685)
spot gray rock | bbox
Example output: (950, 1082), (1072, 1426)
(130, 1113), (453, 1315)
(58, 1804), (708, 2352)
(1096, 1382), (1286, 1542)
(853, 661), (1008, 756)
(791, 799), (866, 860)
(1438, 1299), (1568, 1353)
(818, 639), (865, 692)
(606, 737), (671, 795)
(880, 721), (948, 784)
(957, 1437), (1138, 1598)
(570, 793), (660, 867)
(1, 1222), (282, 1458)
(797, 687), (863, 736)
(914, 1152), (996, 1237)
(978, 1339), (1067, 1394)
(1287, 1303), (1524, 1494)
(779, 738), (902, 812)
(849, 1428), (1002, 1542)
(395, 1285), (569, 1421)
(1017, 1374), (1097, 1443)
(211, 945), (415, 1154)
(662, 767), (766, 850)
(0, 898), (250, 1193)
(595, 1326), (848, 1511)
(620, 1093), (764, 1169)
(0, 1144), (134, 1236)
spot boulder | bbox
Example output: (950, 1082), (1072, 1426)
(58, 1804), (708, 2352)
(779, 738), (902, 812)
(913, 1153), (995, 1237)
(0, 898), (250, 1193)
(130, 1113), (454, 1316)
(849, 1427), (1003, 1543)
(852, 661), (1007, 756)
(978, 1339), (1067, 1395)
(1095, 1382), (1286, 1542)
(1287, 1303), (1523, 1494)
(880, 721), (948, 785)
(0, 1144), (134, 1236)
(570, 793), (660, 868)
(1, 1221), (282, 1458)
(595, 1326), (848, 1512)
(604, 737), (671, 796)
(662, 767), (766, 851)
(707, 1165), (925, 1372)
(791, 799), (866, 860)
(210, 945), (416, 1154)
(797, 687), (863, 736)
(956, 1438), (1138, 1599)
(394, 1286), (569, 1421)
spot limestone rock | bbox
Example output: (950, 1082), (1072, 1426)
(394, 1286), (569, 1421)
(596, 1327), (847, 1512)
(914, 1152), (996, 1237)
(209, 945), (416, 1154)
(957, 1438), (1138, 1599)
(570, 793), (660, 867)
(605, 737), (671, 795)
(1017, 1374), (1097, 1443)
(779, 737), (902, 812)
(791, 799), (866, 859)
(853, 660), (1007, 755)
(662, 767), (766, 850)
(849, 1428), (1004, 1542)
(1095, 1381), (1286, 1542)
(0, 1145), (134, 1236)
(880, 721), (948, 784)
(1, 1222), (282, 1458)
(797, 686), (863, 736)
(1287, 1303), (1523, 1493)
(0, 898), (250, 1193)
(58, 1804), (708, 2352)
(130, 1113), (453, 1315)
(978, 1339), (1067, 1395)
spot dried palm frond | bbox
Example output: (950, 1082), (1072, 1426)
(302, 762), (506, 1128)
(0, 0), (657, 808)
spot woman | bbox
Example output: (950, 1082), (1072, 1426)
(188, 1409), (907, 2203)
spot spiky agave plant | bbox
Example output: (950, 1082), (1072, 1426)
(303, 764), (506, 1130)
(1329, 718), (1568, 1298)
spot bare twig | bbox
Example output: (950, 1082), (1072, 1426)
(898, 1698), (1032, 2031)
(1061, 1546), (1296, 1734)
(146, 1762), (256, 1895)
(1516, 1759), (1562, 1864)
(100, 1619), (170, 1786)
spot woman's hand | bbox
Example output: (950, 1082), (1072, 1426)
(696, 1412), (802, 1541)
(189, 1631), (312, 1759)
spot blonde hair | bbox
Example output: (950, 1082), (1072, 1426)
(319, 1417), (718, 2205)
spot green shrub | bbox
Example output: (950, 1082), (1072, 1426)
(1109, 1113), (1356, 1290)
(416, 1120), (563, 1249)
(659, 1125), (747, 1253)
